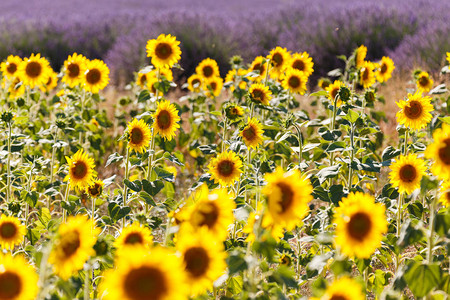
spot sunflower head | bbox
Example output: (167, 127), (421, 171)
(279, 252), (295, 267)
(0, 215), (25, 250)
(64, 149), (96, 191)
(396, 91), (434, 131)
(281, 67), (308, 94)
(40, 70), (58, 93)
(152, 100), (181, 141)
(225, 104), (244, 120)
(86, 178), (104, 198)
(240, 117), (264, 149)
(17, 53), (51, 89)
(127, 118), (152, 153)
(196, 58), (220, 80)
(208, 151), (243, 186)
(289, 52), (314, 77)
(203, 76), (223, 98)
(146, 34), (182, 69)
(318, 78), (331, 89)
(0, 254), (39, 300)
(376, 56), (395, 83)
(439, 181), (450, 207)
(1, 55), (22, 78)
(62, 53), (86, 87)
(187, 73), (202, 92)
(322, 277), (365, 300)
(359, 61), (375, 89)
(326, 80), (346, 106)
(268, 47), (290, 78)
(425, 123), (450, 181)
(447, 52), (450, 65)
(355, 45), (367, 69)
(115, 222), (153, 250)
(83, 59), (110, 93)
(136, 72), (149, 89)
(416, 71), (433, 93)
(249, 56), (267, 81)
(248, 83), (272, 105)
(389, 153), (427, 195)
(3, 76), (25, 99)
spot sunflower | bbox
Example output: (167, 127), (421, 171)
(249, 56), (267, 81)
(359, 61), (375, 89)
(240, 117), (264, 149)
(289, 52), (314, 77)
(389, 154), (427, 195)
(334, 192), (387, 258)
(396, 91), (434, 131)
(279, 252), (295, 267)
(100, 246), (188, 300)
(318, 78), (331, 89)
(281, 68), (308, 94)
(319, 277), (365, 300)
(439, 181), (450, 207)
(152, 100), (181, 141)
(62, 53), (86, 88)
(0, 254), (39, 300)
(447, 52), (450, 64)
(3, 76), (25, 99)
(176, 226), (227, 296)
(17, 53), (51, 89)
(355, 45), (367, 69)
(64, 149), (96, 191)
(86, 178), (104, 198)
(416, 71), (433, 93)
(262, 167), (313, 232)
(146, 34), (181, 69)
(1, 55), (22, 79)
(127, 118), (152, 154)
(83, 59), (110, 93)
(225, 68), (248, 91)
(204, 76), (223, 98)
(375, 56), (395, 83)
(0, 215), (25, 250)
(136, 72), (149, 89)
(268, 47), (290, 78)
(225, 104), (244, 120)
(248, 83), (272, 105)
(146, 72), (162, 96)
(49, 215), (99, 280)
(186, 185), (236, 240)
(115, 222), (153, 250)
(326, 80), (346, 106)
(243, 211), (284, 242)
(187, 73), (202, 92)
(40, 70), (58, 93)
(208, 150), (243, 186)
(196, 58), (220, 81)
(425, 123), (450, 181)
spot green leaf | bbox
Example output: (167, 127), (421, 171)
(140, 192), (157, 206)
(124, 179), (142, 192)
(434, 213), (450, 237)
(326, 141), (347, 153)
(106, 152), (123, 167)
(316, 165), (341, 184)
(108, 203), (131, 222)
(382, 146), (401, 162)
(309, 91), (328, 97)
(137, 89), (150, 103)
(226, 251), (248, 275)
(429, 84), (447, 95)
(344, 109), (359, 123)
(154, 167), (175, 182)
(439, 116), (450, 125)
(142, 179), (164, 197)
(404, 262), (442, 298)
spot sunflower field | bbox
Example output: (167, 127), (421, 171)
(0, 30), (450, 300)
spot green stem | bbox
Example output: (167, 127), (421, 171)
(222, 117), (228, 152)
(63, 182), (70, 223)
(397, 193), (404, 237)
(245, 148), (252, 205)
(6, 122), (12, 202)
(48, 127), (58, 209)
(146, 129), (156, 182)
(84, 266), (90, 300)
(123, 147), (130, 207)
(403, 130), (409, 156)
(348, 123), (355, 190)
(427, 192), (437, 263)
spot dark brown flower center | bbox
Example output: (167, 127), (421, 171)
(130, 127), (144, 145)
(0, 222), (17, 239)
(202, 66), (213, 78)
(347, 212), (372, 241)
(46, 76), (53, 86)
(399, 164), (417, 182)
(292, 59), (305, 71)
(438, 138), (450, 165)
(6, 63), (17, 74)
(67, 63), (80, 78)
(419, 76), (429, 87)
(139, 74), (147, 86)
(25, 61), (42, 78)
(0, 271), (22, 299)
(209, 82), (217, 91)
(72, 161), (88, 179)
(252, 63), (265, 75)
(272, 53), (283, 67)
(60, 231), (81, 257)
(242, 125), (257, 141)
(124, 266), (167, 300)
(88, 183), (102, 197)
(288, 76), (301, 89)
(280, 255), (292, 266)
(198, 202), (219, 228)
(217, 159), (234, 177)
(362, 68), (369, 81)
(156, 110), (171, 130)
(251, 89), (264, 102)
(404, 100), (423, 119)
(124, 232), (144, 245)
(380, 63), (388, 74)
(86, 69), (101, 85)
(330, 295), (348, 300)
(330, 87), (339, 101)
(276, 182), (294, 213)
(192, 78), (200, 87)
(155, 43), (173, 60)
(184, 247), (210, 278)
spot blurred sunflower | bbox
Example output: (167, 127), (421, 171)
(83, 59), (110, 93)
(0, 254), (39, 300)
(115, 222), (153, 249)
(17, 53), (51, 89)
(49, 215), (99, 280)
(318, 277), (365, 300)
(281, 68), (308, 94)
(389, 154), (427, 195)
(359, 61), (375, 88)
(447, 52), (450, 64)
(152, 100), (180, 141)
(62, 53), (86, 87)
(3, 76), (25, 99)
(416, 71), (433, 93)
(1, 55), (22, 78)
(225, 68), (248, 91)
(146, 34), (181, 69)
(289, 52), (314, 77)
(334, 192), (387, 258)
(86, 178), (104, 198)
(225, 104), (244, 120)
(187, 73), (202, 92)
(240, 117), (264, 149)
(40, 70), (58, 93)
(396, 91), (433, 130)
(196, 58), (220, 81)
(208, 150), (243, 186)
(155, 67), (173, 81)
(0, 215), (25, 250)
(136, 72), (149, 89)
(326, 80), (345, 106)
(355, 45), (367, 68)
(243, 211), (284, 242)
(425, 123), (450, 181)
(375, 56), (395, 83)
(439, 181), (450, 207)
(65, 149), (96, 191)
(204, 76), (223, 98)
(146, 73), (162, 96)
(127, 118), (151, 154)
(268, 46), (290, 78)
(249, 56), (267, 81)
(248, 83), (272, 105)
(318, 78), (331, 89)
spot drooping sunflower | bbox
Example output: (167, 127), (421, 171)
(0, 254), (39, 300)
(268, 46), (290, 78)
(196, 58), (220, 81)
(439, 181), (450, 207)
(249, 56), (267, 81)
(334, 192), (388, 258)
(187, 73), (202, 92)
(289, 52), (314, 77)
(326, 80), (346, 107)
(0, 215), (26, 250)
(86, 178), (104, 198)
(359, 61), (376, 89)
(115, 222), (153, 250)
(1, 55), (22, 79)
(49, 215), (99, 280)
(64, 149), (96, 191)
(396, 91), (434, 131)
(152, 100), (181, 141)
(146, 34), (182, 69)
(389, 154), (427, 195)
(100, 246), (188, 300)
(240, 117), (264, 149)
(17, 53), (51, 89)
(319, 277), (365, 300)
(225, 104), (244, 120)
(355, 45), (367, 69)
(62, 53), (86, 88)
(208, 150), (243, 186)
(83, 59), (110, 93)
(248, 83), (272, 105)
(375, 56), (395, 83)
(204, 76), (223, 98)
(416, 71), (433, 93)
(127, 118), (152, 154)
(262, 167), (313, 232)
(281, 68), (308, 94)
(425, 123), (450, 181)
(40, 70), (58, 93)
(176, 226), (227, 296)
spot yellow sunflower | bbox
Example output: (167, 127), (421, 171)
(289, 52), (314, 77)
(248, 83), (272, 105)
(396, 91), (434, 131)
(375, 56), (395, 83)
(86, 178), (104, 198)
(225, 68), (248, 91)
(136, 72), (149, 89)
(225, 104), (244, 120)
(176, 226), (227, 296)
(127, 118), (152, 154)
(152, 100), (181, 141)
(83, 59), (110, 93)
(281, 67), (308, 94)
(208, 150), (243, 186)
(425, 123), (450, 181)
(240, 117), (264, 149)
(196, 58), (220, 81)
(114, 222), (153, 250)
(1, 55), (22, 79)
(416, 71), (433, 93)
(0, 215), (25, 250)
(146, 34), (181, 69)
(17, 53), (51, 89)
(243, 211), (284, 242)
(355, 45), (367, 69)
(146, 72), (163, 96)
(3, 76), (25, 99)
(40, 70), (58, 93)
(334, 192), (387, 258)
(62, 53), (86, 88)
(359, 61), (375, 89)
(318, 78), (331, 89)
(64, 149), (96, 191)
(262, 167), (313, 232)
(204, 76), (223, 98)
(279, 252), (295, 267)
(447, 52), (450, 64)
(100, 246), (188, 300)
(389, 154), (427, 195)
(326, 80), (346, 107)
(268, 46), (290, 78)
(249, 56), (267, 81)
(439, 181), (450, 207)
(187, 73), (202, 92)
(0, 253), (39, 300)
(318, 277), (365, 300)
(49, 215), (99, 280)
